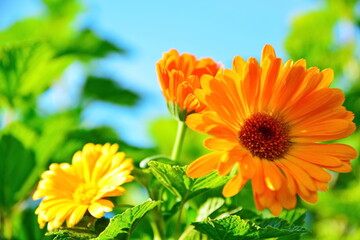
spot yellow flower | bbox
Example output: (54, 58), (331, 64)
(186, 44), (357, 215)
(156, 49), (221, 120)
(33, 143), (134, 230)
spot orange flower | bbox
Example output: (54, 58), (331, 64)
(33, 143), (134, 230)
(186, 44), (357, 215)
(156, 49), (221, 120)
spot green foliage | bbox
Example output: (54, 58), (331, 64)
(284, 0), (356, 78)
(57, 29), (125, 60)
(45, 228), (96, 240)
(148, 161), (230, 201)
(0, 134), (35, 211)
(196, 198), (225, 221)
(0, 42), (71, 107)
(83, 76), (139, 106)
(0, 0), (142, 239)
(193, 213), (308, 240)
(94, 200), (161, 240)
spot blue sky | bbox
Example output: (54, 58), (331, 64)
(0, 0), (318, 147)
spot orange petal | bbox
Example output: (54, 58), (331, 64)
(299, 191), (318, 204)
(269, 200), (282, 216)
(258, 188), (275, 208)
(240, 154), (257, 179)
(291, 119), (353, 141)
(252, 159), (266, 195)
(222, 171), (247, 197)
(217, 152), (237, 176)
(277, 187), (297, 209)
(262, 160), (283, 191)
(261, 44), (276, 62)
(253, 192), (265, 211)
(204, 138), (238, 151)
(280, 159), (316, 191)
(314, 180), (328, 191)
(186, 152), (222, 178)
(288, 146), (342, 167)
(327, 162), (352, 173)
(286, 156), (332, 182)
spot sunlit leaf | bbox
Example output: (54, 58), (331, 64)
(2, 122), (38, 149)
(148, 161), (187, 199)
(279, 209), (307, 227)
(196, 198), (225, 221)
(148, 161), (230, 201)
(94, 200), (161, 240)
(42, 0), (81, 20)
(0, 42), (71, 107)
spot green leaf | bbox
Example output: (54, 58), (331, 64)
(148, 161), (188, 199)
(196, 198), (225, 221)
(132, 168), (154, 190)
(2, 122), (38, 149)
(94, 200), (161, 240)
(148, 161), (230, 201)
(0, 42), (71, 107)
(233, 209), (260, 220)
(57, 29), (125, 60)
(45, 227), (96, 240)
(139, 155), (174, 168)
(42, 0), (81, 20)
(191, 171), (231, 193)
(193, 215), (308, 240)
(279, 209), (307, 226)
(83, 76), (139, 106)
(0, 134), (36, 211)
(193, 216), (258, 240)
(34, 111), (78, 165)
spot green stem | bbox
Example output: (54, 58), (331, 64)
(151, 208), (164, 240)
(1, 215), (12, 239)
(150, 221), (162, 240)
(174, 192), (189, 240)
(147, 184), (164, 239)
(171, 121), (187, 162)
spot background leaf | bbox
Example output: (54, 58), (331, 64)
(0, 134), (35, 211)
(83, 76), (139, 106)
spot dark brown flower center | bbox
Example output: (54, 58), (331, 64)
(239, 113), (290, 161)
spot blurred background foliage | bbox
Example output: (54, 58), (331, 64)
(0, 0), (359, 239)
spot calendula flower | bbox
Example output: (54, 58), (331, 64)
(33, 143), (134, 230)
(186, 44), (357, 215)
(156, 49), (221, 120)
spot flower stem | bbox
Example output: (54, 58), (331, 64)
(171, 121), (187, 162)
(174, 192), (188, 240)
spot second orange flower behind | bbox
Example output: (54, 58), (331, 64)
(185, 45), (357, 215)
(156, 49), (221, 120)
